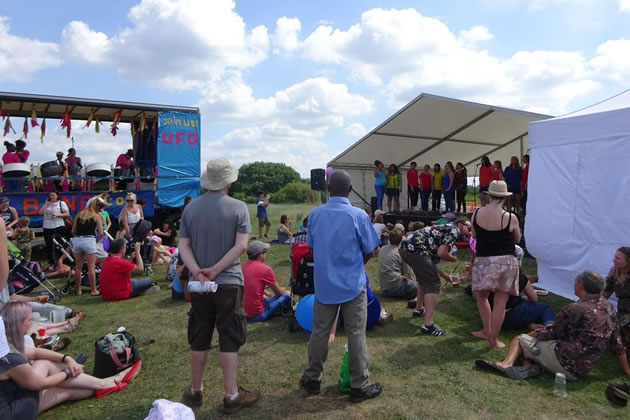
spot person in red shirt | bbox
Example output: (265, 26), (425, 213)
(243, 241), (289, 322)
(478, 156), (493, 206)
(15, 140), (29, 162)
(406, 161), (420, 213)
(492, 160), (503, 181)
(116, 149), (134, 170)
(100, 239), (159, 301)
(521, 154), (529, 214)
(419, 164), (433, 212)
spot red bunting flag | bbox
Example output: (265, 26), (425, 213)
(110, 109), (122, 136)
(3, 117), (15, 137)
(0, 107), (5, 120)
(22, 117), (28, 139)
(40, 117), (46, 142)
(30, 109), (39, 127)
(150, 119), (157, 140)
(60, 106), (71, 138)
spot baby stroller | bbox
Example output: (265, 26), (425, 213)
(288, 242), (315, 332)
(8, 243), (62, 302)
(52, 234), (101, 295)
(127, 220), (154, 275)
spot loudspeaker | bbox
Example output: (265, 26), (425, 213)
(310, 168), (326, 191)
(371, 196), (378, 213)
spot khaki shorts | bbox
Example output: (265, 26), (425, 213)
(400, 248), (441, 294)
(518, 334), (577, 380)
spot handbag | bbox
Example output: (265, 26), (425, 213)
(58, 202), (73, 230)
(93, 331), (141, 378)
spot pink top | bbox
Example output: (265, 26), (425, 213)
(2, 152), (20, 164)
(116, 154), (133, 169)
(16, 150), (29, 162)
(66, 156), (81, 166)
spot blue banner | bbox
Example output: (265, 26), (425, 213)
(157, 111), (201, 207)
(6, 190), (154, 228)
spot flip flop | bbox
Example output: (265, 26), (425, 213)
(90, 291), (100, 296)
(504, 364), (542, 380)
(474, 360), (506, 376)
(121, 361), (142, 384)
(95, 380), (128, 398)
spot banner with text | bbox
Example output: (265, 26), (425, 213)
(157, 111), (201, 207)
(7, 190), (154, 227)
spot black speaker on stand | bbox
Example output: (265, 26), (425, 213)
(310, 168), (326, 191)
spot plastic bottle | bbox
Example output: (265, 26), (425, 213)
(552, 372), (567, 398)
(338, 345), (350, 393)
(187, 281), (218, 293)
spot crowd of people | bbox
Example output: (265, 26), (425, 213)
(373, 154), (530, 214)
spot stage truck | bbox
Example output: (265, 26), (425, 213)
(0, 92), (201, 229)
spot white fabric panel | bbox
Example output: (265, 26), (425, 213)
(456, 111), (535, 144)
(334, 135), (436, 166)
(526, 94), (630, 301)
(554, 89), (630, 119)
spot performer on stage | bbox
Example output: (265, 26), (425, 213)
(443, 162), (455, 212)
(455, 162), (468, 213)
(521, 154), (529, 214)
(431, 163), (443, 212)
(65, 148), (82, 174)
(419, 165), (432, 212)
(502, 156), (523, 213)
(116, 149), (134, 170)
(386, 164), (402, 213)
(479, 156), (493, 206)
(15, 140), (30, 163)
(374, 160), (387, 211)
(492, 160), (503, 181)
(407, 162), (419, 213)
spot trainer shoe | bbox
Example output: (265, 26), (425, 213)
(412, 308), (425, 318)
(141, 284), (160, 296)
(222, 386), (260, 414)
(420, 323), (448, 336)
(299, 377), (321, 395)
(407, 298), (417, 309)
(182, 387), (203, 408)
(349, 383), (383, 403)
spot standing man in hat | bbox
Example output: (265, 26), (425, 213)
(300, 170), (383, 403)
(178, 157), (259, 414)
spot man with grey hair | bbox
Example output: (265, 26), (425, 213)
(475, 270), (630, 380)
(178, 157), (259, 413)
(300, 170), (382, 402)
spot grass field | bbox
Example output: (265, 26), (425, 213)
(28, 203), (628, 419)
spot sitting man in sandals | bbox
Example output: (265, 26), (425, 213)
(476, 270), (630, 380)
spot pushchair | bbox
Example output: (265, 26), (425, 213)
(287, 242), (315, 332)
(52, 234), (101, 295)
(8, 243), (63, 302)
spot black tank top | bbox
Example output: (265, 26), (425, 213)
(75, 217), (98, 237)
(473, 209), (515, 257)
(0, 208), (14, 226)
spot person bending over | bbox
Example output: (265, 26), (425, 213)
(0, 302), (141, 418)
(378, 229), (416, 300)
(243, 241), (290, 322)
(475, 271), (630, 381)
(99, 239), (159, 302)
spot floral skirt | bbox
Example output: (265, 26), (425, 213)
(472, 255), (519, 295)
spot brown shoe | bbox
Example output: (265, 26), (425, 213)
(182, 387), (203, 408)
(222, 386), (260, 414)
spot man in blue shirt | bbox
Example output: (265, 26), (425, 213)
(300, 170), (382, 403)
(255, 191), (271, 239)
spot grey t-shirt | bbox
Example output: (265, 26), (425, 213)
(377, 244), (412, 291)
(179, 192), (251, 285)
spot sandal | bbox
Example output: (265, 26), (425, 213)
(95, 380), (128, 398)
(90, 291), (100, 296)
(504, 364), (542, 380)
(121, 361), (142, 384)
(474, 360), (506, 376)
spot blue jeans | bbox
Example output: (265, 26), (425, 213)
(444, 189), (455, 212)
(248, 294), (290, 322)
(382, 278), (418, 300)
(503, 301), (555, 329)
(420, 189), (431, 211)
(375, 185), (385, 210)
(129, 277), (154, 298)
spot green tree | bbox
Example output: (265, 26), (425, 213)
(271, 182), (313, 203)
(231, 162), (300, 196)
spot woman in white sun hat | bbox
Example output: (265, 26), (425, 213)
(470, 180), (521, 349)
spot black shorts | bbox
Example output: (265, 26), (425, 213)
(400, 249), (441, 294)
(187, 284), (247, 352)
(386, 188), (400, 197)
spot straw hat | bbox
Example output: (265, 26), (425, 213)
(201, 157), (238, 191)
(488, 180), (512, 197)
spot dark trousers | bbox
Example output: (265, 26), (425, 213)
(432, 190), (442, 212)
(420, 189), (430, 211)
(408, 186), (419, 208)
(456, 189), (467, 212)
(43, 226), (66, 265)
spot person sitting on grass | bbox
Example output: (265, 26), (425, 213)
(290, 216), (308, 245)
(0, 302), (142, 418)
(378, 229), (417, 300)
(243, 241), (290, 322)
(475, 270), (630, 380)
(275, 215), (292, 244)
(99, 239), (159, 302)
(152, 220), (177, 247)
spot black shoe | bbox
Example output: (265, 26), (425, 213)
(349, 383), (383, 403)
(412, 308), (425, 318)
(407, 298), (417, 309)
(299, 377), (321, 395)
(420, 323), (448, 336)
(264, 234), (269, 238)
(182, 387), (203, 407)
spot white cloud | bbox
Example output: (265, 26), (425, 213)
(0, 16), (61, 82)
(621, 0), (630, 12)
(60, 0), (270, 89)
(300, 8), (598, 114)
(591, 39), (630, 81)
(272, 17), (301, 53)
(344, 122), (367, 138)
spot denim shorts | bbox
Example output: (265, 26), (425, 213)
(72, 236), (97, 254)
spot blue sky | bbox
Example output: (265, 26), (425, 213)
(1, 0), (629, 175)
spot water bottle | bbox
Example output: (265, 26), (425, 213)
(187, 281), (218, 293)
(337, 345), (350, 393)
(552, 372), (567, 398)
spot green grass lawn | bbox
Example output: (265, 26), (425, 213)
(29, 203), (628, 419)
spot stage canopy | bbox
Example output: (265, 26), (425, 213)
(328, 93), (552, 206)
(525, 89), (630, 301)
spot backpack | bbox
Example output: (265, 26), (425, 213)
(93, 330), (141, 378)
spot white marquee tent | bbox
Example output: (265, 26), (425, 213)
(328, 93), (551, 207)
(526, 89), (630, 301)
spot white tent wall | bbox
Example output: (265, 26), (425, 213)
(525, 91), (630, 301)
